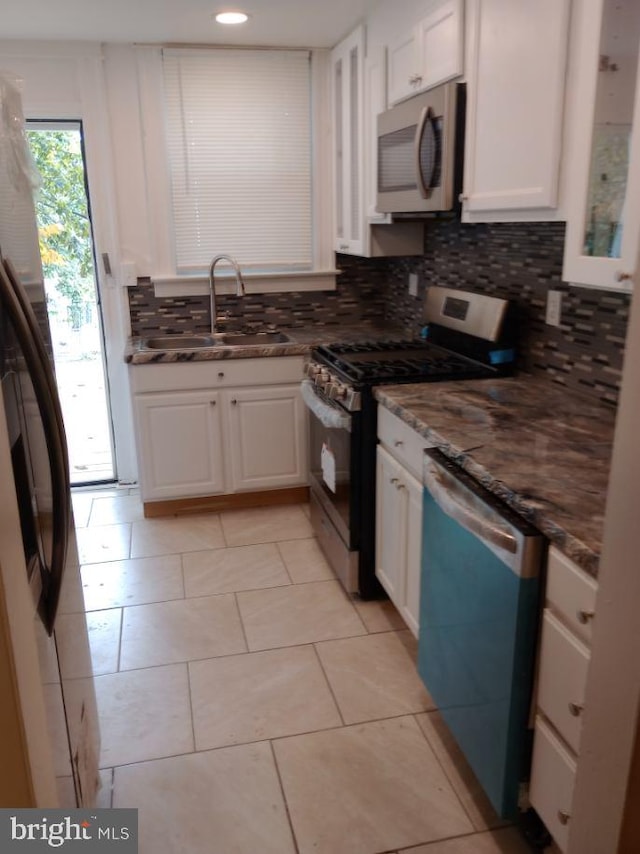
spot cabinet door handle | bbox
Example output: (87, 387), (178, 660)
(615, 271), (633, 282)
(396, 483), (406, 491)
(394, 440), (404, 447)
(210, 400), (217, 406)
(557, 810), (570, 826)
(218, 371), (225, 379)
(231, 398), (238, 405)
(577, 609), (595, 625)
(568, 702), (584, 717)
(390, 477), (399, 485)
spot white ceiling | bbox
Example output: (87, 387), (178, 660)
(2, 0), (382, 49)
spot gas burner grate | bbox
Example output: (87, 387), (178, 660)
(315, 339), (494, 385)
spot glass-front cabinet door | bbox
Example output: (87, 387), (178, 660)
(332, 26), (365, 257)
(564, 0), (640, 291)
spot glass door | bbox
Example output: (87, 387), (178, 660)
(27, 121), (116, 485)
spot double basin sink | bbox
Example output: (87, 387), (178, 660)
(141, 331), (291, 350)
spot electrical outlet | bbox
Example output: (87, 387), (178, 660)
(408, 273), (419, 297)
(546, 290), (562, 327)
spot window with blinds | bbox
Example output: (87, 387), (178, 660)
(162, 48), (312, 275)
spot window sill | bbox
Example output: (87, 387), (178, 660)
(151, 269), (339, 298)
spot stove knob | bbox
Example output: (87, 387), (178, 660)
(305, 362), (321, 379)
(328, 382), (345, 400)
(314, 373), (326, 389)
(334, 383), (347, 400)
(346, 390), (362, 411)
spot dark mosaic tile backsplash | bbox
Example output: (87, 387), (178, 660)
(381, 220), (630, 406)
(128, 220), (630, 407)
(128, 256), (388, 337)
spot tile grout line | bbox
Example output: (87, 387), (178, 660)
(178, 553), (186, 599)
(81, 573), (350, 615)
(217, 511), (228, 549)
(410, 712), (481, 834)
(185, 661), (199, 755)
(232, 592), (251, 653)
(310, 643), (346, 727)
(115, 607), (125, 673)
(274, 541), (295, 585)
(268, 740), (301, 854)
(67, 629), (422, 682)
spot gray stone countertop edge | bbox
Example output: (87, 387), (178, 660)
(125, 323), (409, 364)
(374, 383), (611, 580)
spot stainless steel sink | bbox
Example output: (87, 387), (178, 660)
(142, 335), (216, 350)
(214, 332), (291, 345)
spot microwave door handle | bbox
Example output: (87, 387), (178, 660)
(2, 260), (70, 634)
(415, 106), (432, 199)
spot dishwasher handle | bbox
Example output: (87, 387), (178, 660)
(424, 460), (518, 555)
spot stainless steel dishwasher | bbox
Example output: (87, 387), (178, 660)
(418, 447), (545, 819)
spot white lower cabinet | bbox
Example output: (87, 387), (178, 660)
(130, 357), (308, 504)
(530, 716), (577, 853)
(375, 406), (426, 637)
(226, 385), (307, 492)
(134, 390), (225, 500)
(529, 547), (599, 852)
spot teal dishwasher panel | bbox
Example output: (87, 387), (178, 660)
(418, 466), (541, 819)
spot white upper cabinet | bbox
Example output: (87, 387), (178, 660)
(331, 26), (424, 258)
(462, 0), (570, 220)
(563, 0), (640, 291)
(387, 0), (464, 105)
(333, 26), (365, 256)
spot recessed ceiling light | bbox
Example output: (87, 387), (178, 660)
(215, 11), (249, 25)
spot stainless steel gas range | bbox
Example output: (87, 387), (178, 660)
(300, 286), (517, 598)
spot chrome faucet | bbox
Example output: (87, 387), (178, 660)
(208, 254), (246, 335)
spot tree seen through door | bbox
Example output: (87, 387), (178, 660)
(27, 124), (115, 485)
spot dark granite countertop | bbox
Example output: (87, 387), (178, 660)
(125, 322), (407, 364)
(374, 375), (617, 578)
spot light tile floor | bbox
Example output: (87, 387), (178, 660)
(70, 488), (534, 854)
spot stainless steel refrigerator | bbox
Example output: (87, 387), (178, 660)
(0, 71), (100, 807)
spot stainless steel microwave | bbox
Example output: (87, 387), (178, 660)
(376, 82), (464, 214)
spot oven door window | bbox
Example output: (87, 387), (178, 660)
(308, 407), (352, 540)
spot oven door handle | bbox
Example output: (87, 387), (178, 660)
(300, 379), (351, 431)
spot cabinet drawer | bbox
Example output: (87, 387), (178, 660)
(537, 610), (590, 754)
(546, 547), (598, 645)
(530, 716), (576, 853)
(377, 406), (428, 479)
(130, 356), (305, 394)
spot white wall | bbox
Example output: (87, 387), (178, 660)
(0, 40), (138, 482)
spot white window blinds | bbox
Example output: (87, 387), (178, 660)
(162, 48), (312, 274)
